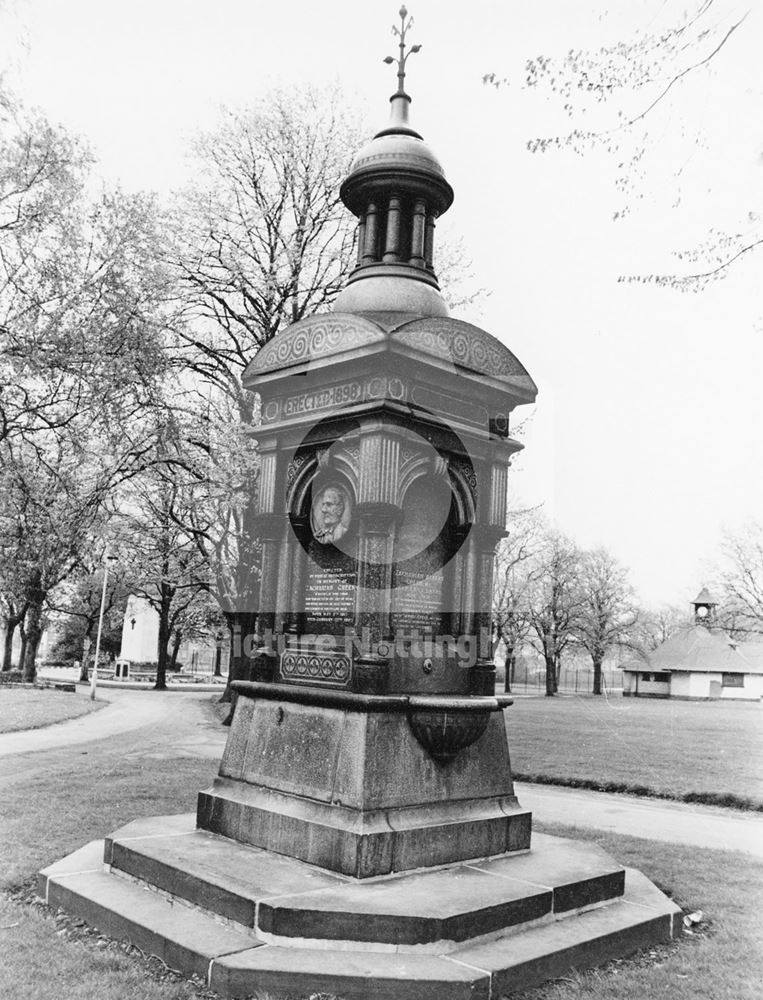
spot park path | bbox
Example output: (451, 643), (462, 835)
(515, 781), (763, 859)
(2, 688), (761, 858)
(0, 688), (220, 758)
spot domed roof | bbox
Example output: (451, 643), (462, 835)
(340, 96), (452, 216)
(351, 126), (445, 179)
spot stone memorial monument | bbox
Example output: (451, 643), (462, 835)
(39, 9), (681, 998)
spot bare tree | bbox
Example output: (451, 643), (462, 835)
(632, 602), (691, 655)
(0, 442), (109, 680)
(169, 85), (361, 414)
(116, 451), (209, 691)
(162, 86), (362, 702)
(525, 529), (582, 697)
(485, 1), (755, 288)
(574, 547), (638, 695)
(493, 508), (542, 691)
(716, 521), (763, 639)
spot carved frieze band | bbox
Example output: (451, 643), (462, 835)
(392, 318), (529, 380)
(280, 649), (353, 689)
(411, 386), (489, 428)
(250, 315), (383, 376)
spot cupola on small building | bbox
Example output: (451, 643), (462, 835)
(623, 589), (763, 701)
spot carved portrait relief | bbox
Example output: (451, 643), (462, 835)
(310, 483), (352, 546)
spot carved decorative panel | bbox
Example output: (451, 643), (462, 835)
(280, 649), (352, 688)
(250, 315), (384, 375)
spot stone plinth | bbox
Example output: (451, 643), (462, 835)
(196, 684), (530, 878)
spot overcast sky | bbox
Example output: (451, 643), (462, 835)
(2, 0), (760, 608)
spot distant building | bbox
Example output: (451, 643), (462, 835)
(119, 595), (159, 663)
(116, 595), (229, 679)
(622, 589), (763, 701)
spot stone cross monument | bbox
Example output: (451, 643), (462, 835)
(39, 10), (682, 997)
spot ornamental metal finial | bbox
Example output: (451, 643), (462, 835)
(383, 5), (421, 98)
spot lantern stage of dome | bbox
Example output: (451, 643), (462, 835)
(339, 106), (453, 220)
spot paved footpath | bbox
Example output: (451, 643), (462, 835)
(0, 688), (218, 757)
(2, 689), (761, 859)
(515, 781), (763, 859)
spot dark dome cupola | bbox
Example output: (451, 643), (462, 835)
(334, 5), (454, 316)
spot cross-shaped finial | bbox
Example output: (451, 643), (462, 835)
(383, 5), (421, 97)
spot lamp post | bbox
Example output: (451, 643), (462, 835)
(90, 553), (117, 701)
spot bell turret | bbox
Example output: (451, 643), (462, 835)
(692, 587), (718, 627)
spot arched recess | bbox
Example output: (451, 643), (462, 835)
(289, 452), (359, 636)
(390, 462), (473, 636)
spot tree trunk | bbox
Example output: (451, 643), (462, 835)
(592, 655), (603, 695)
(544, 642), (556, 697)
(168, 629), (182, 671)
(155, 593), (171, 690)
(22, 600), (44, 683)
(79, 631), (92, 682)
(503, 643), (514, 693)
(2, 613), (21, 671)
(553, 651), (560, 693)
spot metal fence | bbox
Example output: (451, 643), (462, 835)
(501, 666), (623, 695)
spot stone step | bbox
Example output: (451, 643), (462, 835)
(39, 834), (680, 1000)
(105, 813), (346, 929)
(211, 944), (492, 1000)
(259, 832), (625, 946)
(105, 817), (625, 948)
(40, 843), (260, 980)
(210, 870), (681, 1000)
(449, 867), (682, 997)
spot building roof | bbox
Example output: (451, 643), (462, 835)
(625, 625), (763, 676)
(738, 641), (763, 672)
(692, 587), (718, 606)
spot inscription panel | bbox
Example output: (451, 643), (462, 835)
(264, 376), (408, 424)
(392, 562), (446, 633)
(391, 478), (452, 635)
(303, 543), (357, 633)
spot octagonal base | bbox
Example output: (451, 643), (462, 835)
(38, 813), (681, 999)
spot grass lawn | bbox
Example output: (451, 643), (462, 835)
(521, 821), (763, 1000)
(0, 696), (761, 1000)
(508, 693), (763, 808)
(0, 686), (104, 734)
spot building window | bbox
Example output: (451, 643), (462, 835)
(641, 672), (651, 682)
(721, 673), (744, 688)
(653, 672), (670, 682)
